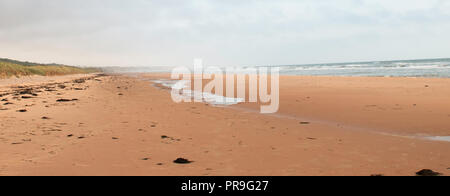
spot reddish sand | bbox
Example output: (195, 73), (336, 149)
(0, 73), (449, 176)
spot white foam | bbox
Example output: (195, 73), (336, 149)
(171, 80), (189, 90)
(152, 79), (244, 106)
(425, 136), (450, 142)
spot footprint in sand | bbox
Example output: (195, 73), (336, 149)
(150, 121), (158, 128)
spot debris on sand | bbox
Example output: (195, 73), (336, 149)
(173, 158), (193, 164)
(16, 109), (27, 112)
(161, 135), (180, 142)
(112, 137), (119, 140)
(73, 79), (86, 83)
(18, 89), (33, 95)
(67, 134), (74, 137)
(56, 98), (78, 102)
(41, 116), (51, 120)
(416, 169), (441, 176)
(45, 88), (57, 92)
(141, 158), (150, 161)
(370, 174), (384, 176)
(300, 122), (310, 125)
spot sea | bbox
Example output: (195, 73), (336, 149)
(274, 58), (450, 77)
(111, 58), (450, 78)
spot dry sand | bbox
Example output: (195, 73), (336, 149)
(0, 73), (449, 176)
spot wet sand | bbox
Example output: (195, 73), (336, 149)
(0, 73), (449, 176)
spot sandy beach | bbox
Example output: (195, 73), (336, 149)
(0, 73), (449, 176)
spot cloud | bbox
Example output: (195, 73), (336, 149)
(0, 0), (449, 66)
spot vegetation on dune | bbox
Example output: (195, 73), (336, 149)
(0, 58), (101, 78)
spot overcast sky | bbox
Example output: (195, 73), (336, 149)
(0, 0), (449, 67)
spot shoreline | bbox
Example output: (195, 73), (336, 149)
(151, 74), (450, 143)
(0, 73), (449, 176)
(122, 71), (450, 79)
(141, 73), (450, 135)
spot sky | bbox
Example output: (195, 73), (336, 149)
(0, 0), (449, 67)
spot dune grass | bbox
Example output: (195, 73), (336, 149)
(0, 58), (100, 78)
